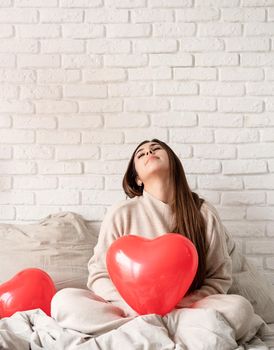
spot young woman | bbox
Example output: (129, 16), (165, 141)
(51, 139), (259, 341)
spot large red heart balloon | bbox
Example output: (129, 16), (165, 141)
(106, 233), (198, 316)
(0, 268), (56, 318)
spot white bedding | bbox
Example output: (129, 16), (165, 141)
(0, 308), (273, 350)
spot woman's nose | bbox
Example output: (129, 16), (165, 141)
(146, 150), (153, 155)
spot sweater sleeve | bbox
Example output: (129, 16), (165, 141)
(86, 204), (138, 317)
(177, 201), (233, 308)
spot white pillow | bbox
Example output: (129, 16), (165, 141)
(0, 212), (97, 290)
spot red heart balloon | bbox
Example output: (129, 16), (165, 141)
(106, 233), (198, 316)
(0, 268), (56, 318)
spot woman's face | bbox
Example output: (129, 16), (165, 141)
(133, 141), (170, 185)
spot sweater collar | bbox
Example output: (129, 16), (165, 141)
(142, 190), (172, 211)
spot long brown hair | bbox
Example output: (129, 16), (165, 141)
(122, 139), (207, 293)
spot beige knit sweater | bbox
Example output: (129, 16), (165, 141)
(87, 190), (232, 315)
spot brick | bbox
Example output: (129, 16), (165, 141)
(180, 38), (224, 51)
(41, 39), (84, 53)
(82, 190), (124, 205)
(36, 190), (79, 205)
(15, 0), (58, 6)
(218, 206), (246, 220)
(0, 54), (15, 67)
(215, 129), (258, 143)
(14, 176), (57, 189)
(245, 23), (274, 36)
(0, 146), (12, 159)
(0, 161), (36, 174)
(199, 113), (243, 127)
(222, 8), (266, 22)
(0, 85), (18, 99)
(242, 54), (274, 67)
(267, 223), (274, 236)
(0, 9), (37, 22)
(56, 145), (99, 160)
(61, 0), (102, 7)
(171, 128), (214, 143)
(37, 69), (80, 83)
(266, 257), (274, 270)
(0, 24), (13, 37)
(13, 116), (56, 128)
(58, 115), (102, 129)
(168, 143), (192, 159)
(20, 85), (61, 99)
(0, 115), (11, 127)
(198, 175), (243, 190)
(0, 129), (34, 143)
(246, 239), (274, 253)
(35, 100), (78, 114)
(37, 131), (80, 144)
(38, 161), (82, 174)
(124, 129), (168, 143)
(200, 82), (244, 96)
(0, 0), (12, 6)
(267, 191), (274, 204)
(225, 222), (265, 237)
(131, 9), (173, 23)
(195, 53), (239, 67)
(222, 191), (265, 206)
(0, 101), (34, 114)
(62, 54), (102, 68)
(15, 206), (60, 221)
(83, 68), (126, 82)
(223, 160), (267, 174)
(125, 97), (169, 112)
(153, 23), (195, 37)
(155, 81), (198, 96)
(183, 159), (221, 174)
(128, 67), (171, 80)
(198, 23), (241, 36)
(105, 0), (145, 7)
(105, 175), (123, 190)
(173, 97), (216, 112)
(261, 129), (274, 142)
(17, 24), (60, 38)
(0, 191), (34, 204)
(0, 176), (12, 189)
(243, 0), (274, 5)
(85, 160), (128, 174)
(0, 39), (38, 53)
(62, 24), (103, 38)
(0, 206), (15, 220)
(18, 54), (60, 68)
(0, 69), (35, 83)
(85, 9), (129, 23)
(149, 0), (192, 7)
(176, 8), (219, 21)
(225, 38), (269, 52)
(195, 0), (240, 7)
(82, 130), (123, 144)
(194, 144), (236, 159)
(59, 175), (103, 189)
(220, 68), (263, 81)
(269, 160), (274, 172)
(108, 82), (152, 97)
(174, 67), (217, 80)
(269, 8), (274, 20)
(101, 145), (132, 160)
(105, 54), (148, 67)
(218, 98), (263, 113)
(196, 190), (220, 204)
(63, 84), (107, 98)
(244, 175), (274, 189)
(134, 39), (177, 53)
(245, 114), (274, 127)
(104, 114), (149, 127)
(151, 112), (197, 127)
(106, 24), (151, 37)
(79, 99), (123, 113)
(265, 98), (274, 111)
(238, 144), (274, 158)
(246, 82), (274, 96)
(40, 9), (83, 23)
(150, 53), (192, 67)
(14, 145), (54, 159)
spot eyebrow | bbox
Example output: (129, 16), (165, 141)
(135, 143), (160, 155)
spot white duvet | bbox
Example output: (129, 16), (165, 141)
(0, 307), (273, 350)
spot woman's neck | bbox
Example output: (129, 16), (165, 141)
(144, 179), (173, 204)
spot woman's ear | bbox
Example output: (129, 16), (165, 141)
(136, 177), (143, 187)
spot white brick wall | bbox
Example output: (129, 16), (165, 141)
(0, 1), (274, 284)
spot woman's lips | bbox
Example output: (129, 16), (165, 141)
(145, 156), (159, 165)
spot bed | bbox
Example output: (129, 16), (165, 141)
(0, 212), (274, 349)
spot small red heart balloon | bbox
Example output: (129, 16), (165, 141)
(106, 233), (198, 316)
(0, 268), (56, 318)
